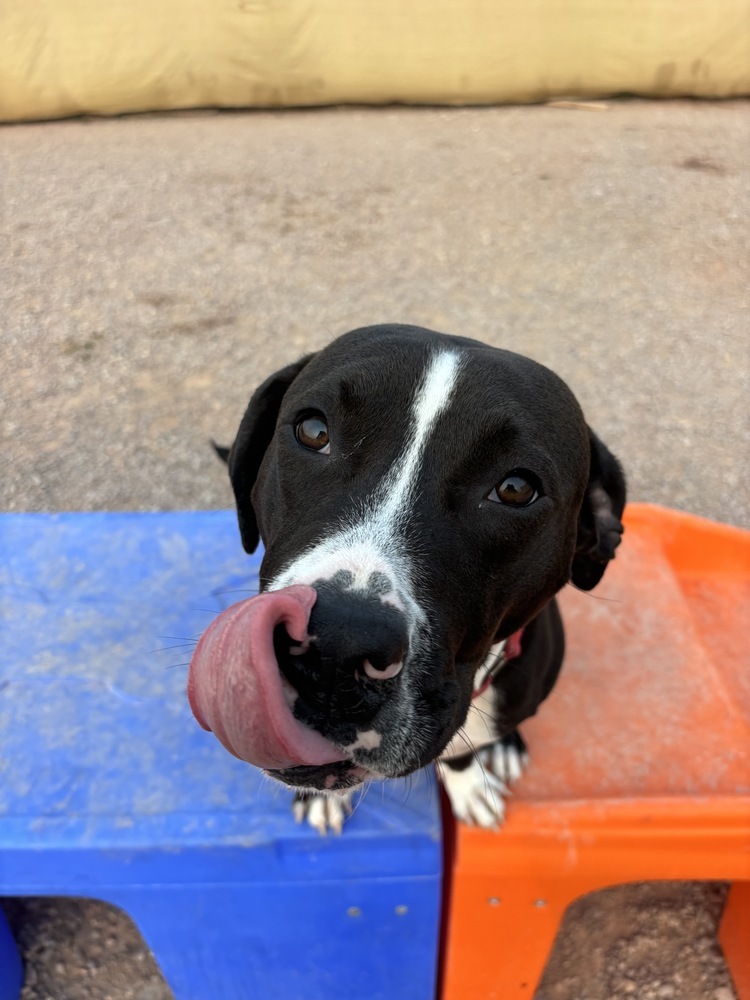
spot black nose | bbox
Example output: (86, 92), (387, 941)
(308, 578), (408, 680)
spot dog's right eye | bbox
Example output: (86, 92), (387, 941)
(295, 414), (330, 454)
(488, 471), (540, 507)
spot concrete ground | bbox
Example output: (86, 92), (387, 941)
(1, 100), (748, 999)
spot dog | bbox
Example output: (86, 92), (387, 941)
(188, 324), (625, 834)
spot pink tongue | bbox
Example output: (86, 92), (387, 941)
(187, 585), (347, 770)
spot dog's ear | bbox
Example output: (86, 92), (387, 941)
(571, 429), (627, 591)
(211, 441), (231, 464)
(228, 354), (315, 553)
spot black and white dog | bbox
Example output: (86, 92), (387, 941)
(190, 324), (625, 834)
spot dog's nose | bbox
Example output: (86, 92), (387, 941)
(308, 579), (408, 682)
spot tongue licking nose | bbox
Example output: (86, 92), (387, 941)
(187, 585), (347, 770)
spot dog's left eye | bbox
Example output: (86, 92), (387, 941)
(295, 413), (330, 454)
(488, 471), (540, 507)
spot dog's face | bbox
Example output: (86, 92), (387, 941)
(199, 325), (625, 794)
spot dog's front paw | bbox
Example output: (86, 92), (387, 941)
(292, 790), (354, 836)
(438, 749), (509, 829)
(438, 732), (530, 829)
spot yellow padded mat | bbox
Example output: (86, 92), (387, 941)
(1, 0), (749, 122)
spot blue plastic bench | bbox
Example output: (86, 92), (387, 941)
(0, 512), (442, 999)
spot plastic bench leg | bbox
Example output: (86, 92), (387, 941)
(107, 888), (281, 1000)
(719, 881), (750, 1000)
(443, 876), (599, 999)
(0, 906), (23, 1000)
(111, 881), (439, 1000)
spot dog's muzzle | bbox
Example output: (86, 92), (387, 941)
(187, 583), (408, 775)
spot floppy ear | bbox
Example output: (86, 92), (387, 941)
(571, 429), (627, 591)
(211, 441), (231, 464)
(227, 354), (315, 553)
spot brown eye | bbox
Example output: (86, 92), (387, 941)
(489, 472), (539, 507)
(295, 414), (330, 453)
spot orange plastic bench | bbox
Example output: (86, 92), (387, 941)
(441, 503), (750, 999)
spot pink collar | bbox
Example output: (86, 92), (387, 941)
(472, 628), (524, 699)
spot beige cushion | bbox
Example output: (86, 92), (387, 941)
(1, 0), (748, 122)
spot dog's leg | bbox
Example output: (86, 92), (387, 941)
(292, 790), (354, 836)
(438, 731), (529, 829)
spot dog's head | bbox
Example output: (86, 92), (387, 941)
(192, 325), (625, 792)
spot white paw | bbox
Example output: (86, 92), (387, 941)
(293, 791), (354, 836)
(490, 739), (529, 786)
(437, 750), (509, 829)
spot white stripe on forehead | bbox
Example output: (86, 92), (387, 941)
(375, 349), (463, 526)
(268, 349), (464, 622)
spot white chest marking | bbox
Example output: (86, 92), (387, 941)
(439, 686), (499, 761)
